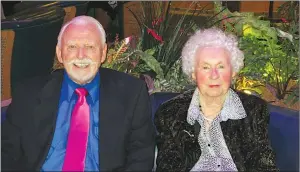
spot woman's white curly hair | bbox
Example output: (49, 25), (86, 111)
(181, 28), (244, 79)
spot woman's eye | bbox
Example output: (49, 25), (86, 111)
(218, 65), (224, 69)
(203, 66), (209, 69)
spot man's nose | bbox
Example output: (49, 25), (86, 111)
(78, 47), (86, 59)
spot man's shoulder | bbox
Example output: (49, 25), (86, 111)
(12, 69), (64, 97)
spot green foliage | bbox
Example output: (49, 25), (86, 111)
(102, 36), (192, 93)
(234, 76), (264, 96)
(212, 1), (299, 105)
(127, 2), (204, 75)
(277, 1), (299, 24)
(117, 1), (212, 92)
(154, 59), (191, 93)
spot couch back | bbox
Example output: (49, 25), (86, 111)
(1, 92), (298, 171)
(149, 92), (299, 171)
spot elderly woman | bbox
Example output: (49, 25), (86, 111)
(154, 28), (278, 172)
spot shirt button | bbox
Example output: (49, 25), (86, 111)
(217, 165), (220, 167)
(208, 144), (210, 146)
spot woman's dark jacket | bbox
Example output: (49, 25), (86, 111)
(154, 90), (278, 172)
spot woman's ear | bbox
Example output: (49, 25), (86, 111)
(232, 72), (237, 78)
(192, 71), (196, 81)
(231, 72), (237, 86)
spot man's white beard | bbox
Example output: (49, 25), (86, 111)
(66, 58), (99, 85)
(69, 70), (96, 85)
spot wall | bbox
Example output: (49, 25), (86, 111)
(123, 1), (286, 38)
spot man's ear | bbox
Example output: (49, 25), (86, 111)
(100, 43), (107, 63)
(56, 46), (63, 63)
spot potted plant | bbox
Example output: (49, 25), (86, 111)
(212, 3), (299, 171)
(104, 1), (217, 94)
(212, 1), (299, 111)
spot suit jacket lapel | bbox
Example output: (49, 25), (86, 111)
(33, 70), (64, 169)
(99, 68), (110, 171)
(99, 68), (125, 171)
(221, 120), (246, 171)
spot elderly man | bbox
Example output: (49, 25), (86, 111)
(2, 15), (155, 171)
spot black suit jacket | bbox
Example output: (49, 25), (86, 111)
(154, 89), (279, 172)
(1, 68), (156, 171)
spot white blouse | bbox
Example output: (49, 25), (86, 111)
(187, 88), (247, 171)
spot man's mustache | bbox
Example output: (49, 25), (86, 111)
(67, 58), (97, 65)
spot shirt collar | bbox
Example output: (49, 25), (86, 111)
(187, 88), (247, 125)
(62, 71), (100, 104)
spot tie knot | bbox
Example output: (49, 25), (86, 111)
(75, 88), (88, 97)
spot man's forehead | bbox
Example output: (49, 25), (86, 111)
(65, 23), (98, 34)
(62, 23), (102, 43)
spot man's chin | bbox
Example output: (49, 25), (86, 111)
(64, 65), (99, 84)
(68, 72), (95, 85)
(73, 76), (93, 85)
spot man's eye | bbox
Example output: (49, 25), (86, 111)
(203, 66), (209, 69)
(85, 45), (95, 49)
(68, 45), (77, 49)
(218, 65), (224, 69)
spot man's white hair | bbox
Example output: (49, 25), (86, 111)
(57, 15), (106, 48)
(181, 28), (244, 79)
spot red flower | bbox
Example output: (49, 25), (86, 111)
(156, 17), (163, 25)
(151, 20), (156, 28)
(221, 15), (227, 28)
(130, 60), (138, 68)
(124, 36), (132, 44)
(152, 17), (163, 27)
(281, 18), (288, 23)
(147, 28), (163, 43)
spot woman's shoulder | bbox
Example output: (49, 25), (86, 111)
(234, 90), (269, 122)
(235, 90), (268, 111)
(154, 89), (194, 125)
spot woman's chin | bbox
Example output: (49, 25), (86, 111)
(206, 90), (224, 98)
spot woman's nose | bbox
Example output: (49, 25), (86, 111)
(210, 68), (220, 79)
